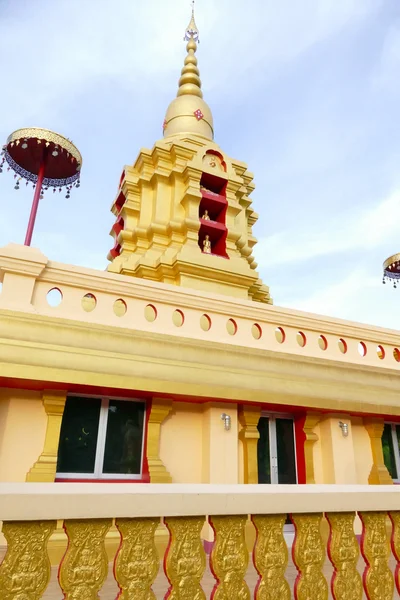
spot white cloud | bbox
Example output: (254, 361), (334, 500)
(256, 189), (400, 268)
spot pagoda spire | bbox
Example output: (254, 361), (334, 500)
(163, 1), (213, 140)
(178, 1), (202, 98)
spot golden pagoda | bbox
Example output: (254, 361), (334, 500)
(107, 7), (271, 304)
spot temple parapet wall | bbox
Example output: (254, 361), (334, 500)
(1, 243), (399, 373)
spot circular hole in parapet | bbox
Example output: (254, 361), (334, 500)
(297, 331), (306, 348)
(81, 293), (97, 313)
(144, 304), (157, 323)
(377, 345), (385, 360)
(275, 327), (285, 344)
(394, 348), (400, 363)
(172, 309), (185, 327)
(252, 323), (262, 340)
(358, 342), (367, 357)
(338, 338), (347, 354)
(226, 318), (237, 336)
(46, 287), (63, 308)
(200, 314), (212, 331)
(318, 335), (328, 351)
(113, 298), (127, 317)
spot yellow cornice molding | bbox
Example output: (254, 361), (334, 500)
(1, 310), (400, 414)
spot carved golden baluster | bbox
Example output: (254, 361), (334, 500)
(209, 515), (250, 600)
(114, 517), (159, 599)
(326, 512), (362, 600)
(164, 516), (206, 600)
(252, 514), (290, 600)
(360, 511), (394, 600)
(59, 518), (111, 599)
(291, 513), (328, 600)
(0, 520), (56, 600)
(389, 511), (400, 595)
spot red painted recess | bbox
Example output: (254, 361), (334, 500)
(198, 171), (228, 258)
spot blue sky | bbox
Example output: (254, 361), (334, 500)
(0, 0), (399, 329)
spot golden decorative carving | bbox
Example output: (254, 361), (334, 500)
(363, 418), (393, 485)
(326, 512), (362, 600)
(203, 234), (211, 254)
(115, 517), (159, 599)
(291, 513), (328, 600)
(7, 127), (82, 166)
(164, 516), (206, 600)
(252, 514), (290, 600)
(209, 515), (250, 599)
(26, 390), (67, 482)
(238, 405), (261, 484)
(147, 397), (173, 483)
(303, 412), (321, 484)
(203, 153), (223, 171)
(59, 519), (111, 599)
(360, 511), (394, 600)
(389, 511), (400, 595)
(0, 520), (56, 599)
(201, 210), (210, 220)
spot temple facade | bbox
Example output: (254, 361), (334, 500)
(0, 9), (399, 500)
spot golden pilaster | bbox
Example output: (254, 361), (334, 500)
(147, 397), (173, 483)
(209, 515), (250, 599)
(164, 516), (206, 599)
(291, 513), (328, 600)
(389, 511), (400, 596)
(26, 390), (67, 482)
(252, 514), (290, 600)
(0, 520), (56, 599)
(360, 511), (394, 600)
(238, 405), (261, 484)
(363, 418), (393, 485)
(59, 519), (111, 599)
(114, 517), (159, 599)
(326, 512), (362, 600)
(303, 412), (321, 484)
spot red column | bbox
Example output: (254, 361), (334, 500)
(24, 158), (46, 246)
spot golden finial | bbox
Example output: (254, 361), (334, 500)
(178, 1), (202, 98)
(163, 0), (214, 140)
(184, 0), (199, 43)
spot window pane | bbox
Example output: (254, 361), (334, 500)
(257, 417), (271, 484)
(383, 424), (398, 479)
(102, 401), (145, 475)
(57, 397), (101, 474)
(276, 418), (297, 484)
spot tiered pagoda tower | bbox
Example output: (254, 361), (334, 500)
(107, 9), (272, 304)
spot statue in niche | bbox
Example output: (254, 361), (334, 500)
(201, 209), (210, 220)
(203, 235), (212, 254)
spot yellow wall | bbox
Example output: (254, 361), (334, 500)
(0, 388), (46, 481)
(352, 417), (373, 484)
(0, 385), (382, 488)
(160, 402), (203, 483)
(160, 401), (239, 484)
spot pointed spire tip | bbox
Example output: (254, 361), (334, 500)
(184, 0), (199, 42)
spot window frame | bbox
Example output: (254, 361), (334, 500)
(56, 394), (146, 481)
(259, 412), (298, 485)
(383, 422), (400, 483)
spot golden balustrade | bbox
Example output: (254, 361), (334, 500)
(0, 483), (400, 599)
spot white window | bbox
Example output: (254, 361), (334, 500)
(382, 423), (400, 483)
(56, 396), (146, 480)
(257, 414), (297, 485)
